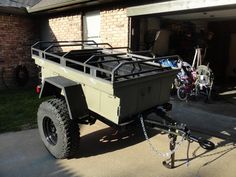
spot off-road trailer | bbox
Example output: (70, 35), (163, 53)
(32, 40), (214, 169)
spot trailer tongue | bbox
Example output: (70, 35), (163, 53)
(32, 40), (214, 168)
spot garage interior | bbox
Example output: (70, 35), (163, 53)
(129, 8), (236, 102)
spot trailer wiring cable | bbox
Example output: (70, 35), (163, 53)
(139, 114), (187, 158)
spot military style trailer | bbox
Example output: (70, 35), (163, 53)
(32, 40), (214, 168)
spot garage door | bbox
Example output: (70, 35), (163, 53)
(127, 0), (236, 17)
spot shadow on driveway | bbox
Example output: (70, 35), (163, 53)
(0, 129), (83, 177)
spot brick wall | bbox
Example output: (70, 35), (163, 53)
(100, 8), (129, 47)
(44, 7), (129, 48)
(47, 13), (82, 41)
(0, 14), (39, 88)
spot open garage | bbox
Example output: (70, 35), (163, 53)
(128, 0), (236, 90)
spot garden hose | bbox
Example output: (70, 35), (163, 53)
(1, 67), (9, 89)
(14, 65), (29, 87)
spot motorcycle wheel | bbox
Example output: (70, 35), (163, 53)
(177, 86), (188, 101)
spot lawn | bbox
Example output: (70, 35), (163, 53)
(0, 88), (45, 133)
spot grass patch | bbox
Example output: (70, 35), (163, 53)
(0, 89), (45, 133)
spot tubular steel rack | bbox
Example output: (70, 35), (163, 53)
(31, 40), (181, 83)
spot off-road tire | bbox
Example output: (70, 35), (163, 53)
(37, 98), (80, 159)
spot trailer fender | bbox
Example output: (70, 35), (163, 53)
(40, 76), (88, 120)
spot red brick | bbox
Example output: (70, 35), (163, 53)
(0, 14), (39, 88)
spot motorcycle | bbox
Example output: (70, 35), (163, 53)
(158, 58), (214, 101)
(177, 65), (213, 101)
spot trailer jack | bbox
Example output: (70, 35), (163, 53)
(139, 107), (215, 169)
(162, 134), (177, 169)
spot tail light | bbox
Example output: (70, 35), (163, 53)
(36, 85), (41, 94)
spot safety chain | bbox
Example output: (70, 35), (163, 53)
(139, 114), (186, 158)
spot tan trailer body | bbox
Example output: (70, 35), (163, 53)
(32, 41), (178, 125)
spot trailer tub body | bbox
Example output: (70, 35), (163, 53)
(32, 41), (178, 125)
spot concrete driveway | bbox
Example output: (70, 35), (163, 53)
(170, 99), (236, 139)
(0, 100), (236, 177)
